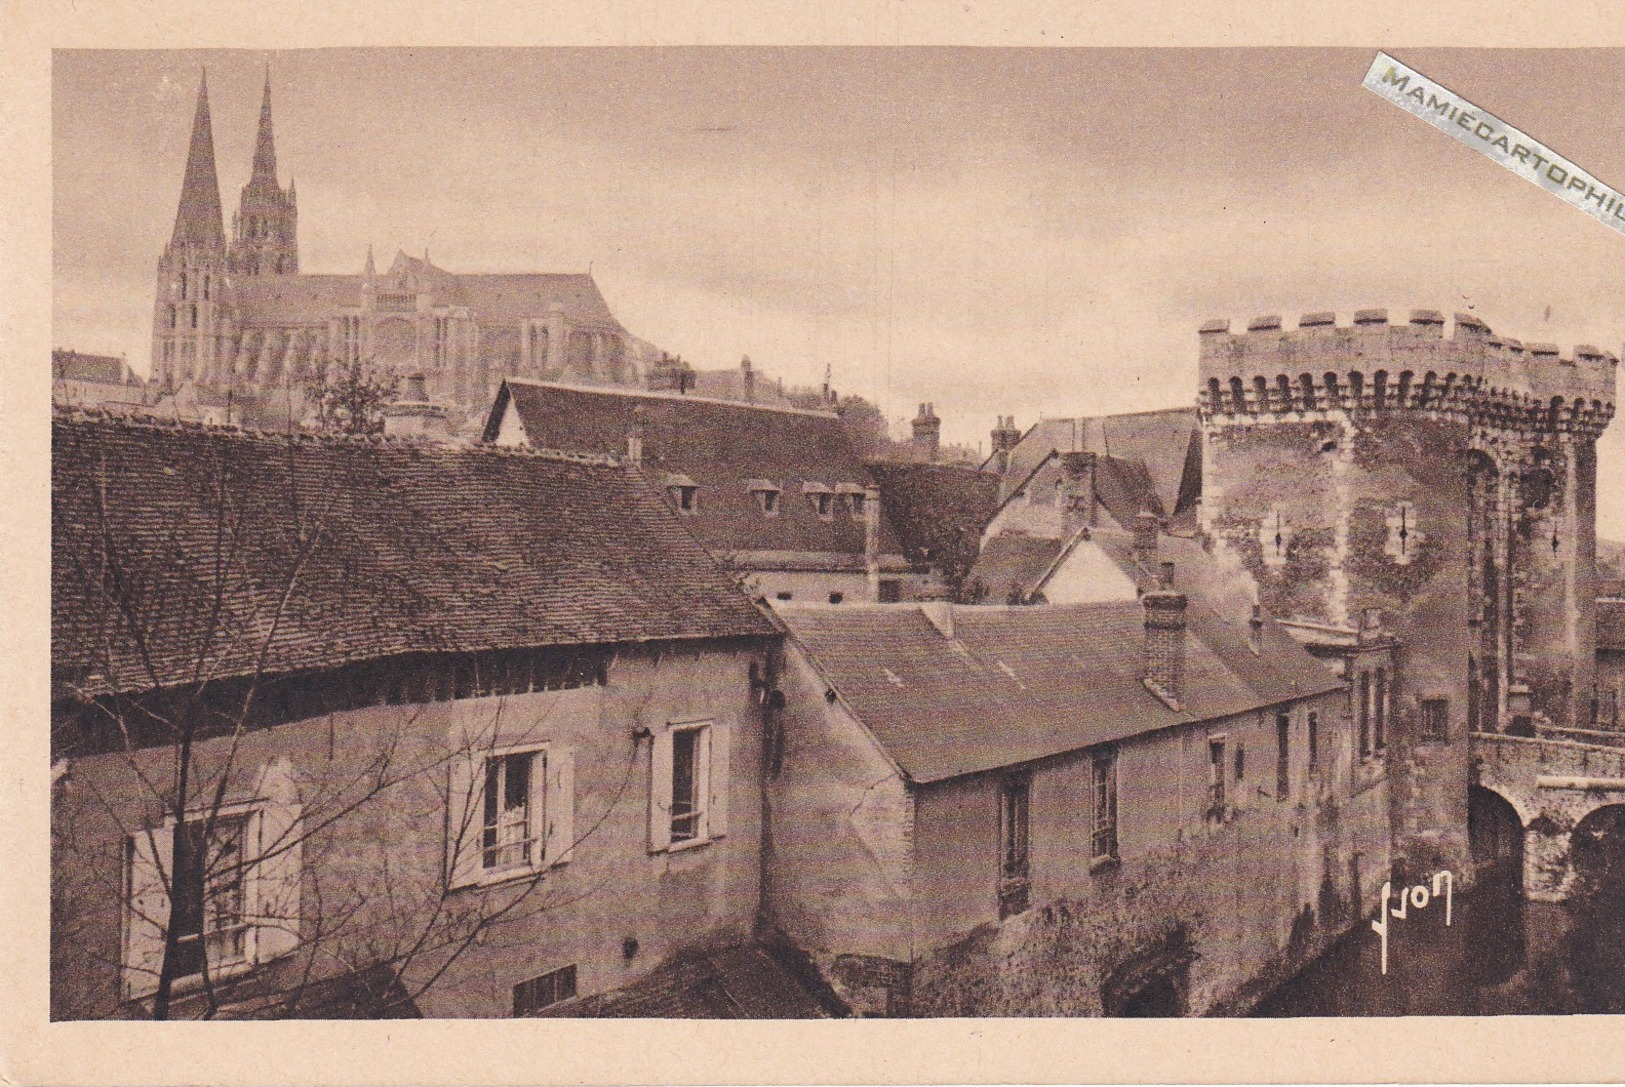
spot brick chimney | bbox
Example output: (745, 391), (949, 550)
(741, 355), (755, 403)
(990, 415), (1021, 472)
(864, 484), (882, 600)
(1142, 562), (1186, 710)
(911, 403), (941, 463)
(1133, 509), (1159, 563)
(381, 372), (449, 440)
(1248, 602), (1265, 656)
(627, 403), (645, 465)
(1059, 451), (1097, 533)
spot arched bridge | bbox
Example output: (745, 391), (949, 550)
(1471, 731), (1625, 900)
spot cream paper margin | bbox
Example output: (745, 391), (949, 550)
(5, 3), (1625, 1084)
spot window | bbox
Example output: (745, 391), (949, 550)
(449, 744), (573, 889)
(1593, 685), (1620, 728)
(1276, 713), (1291, 800)
(803, 483), (834, 519)
(813, 493), (833, 517)
(671, 485), (698, 513)
(828, 592), (844, 604)
(1359, 672), (1372, 758)
(169, 813), (252, 980)
(1234, 744), (1245, 783)
(1420, 698), (1449, 741)
(1091, 749), (1118, 860)
(775, 591), (793, 601)
(846, 491), (867, 519)
(1308, 712), (1319, 770)
(122, 762), (304, 1000)
(1374, 669), (1388, 751)
(649, 720), (729, 852)
(190, 304), (198, 329)
(1385, 501), (1421, 563)
(747, 480), (782, 515)
(483, 751), (541, 873)
(1207, 737), (1227, 816)
(878, 580), (901, 603)
(998, 777), (1031, 918)
(513, 964), (577, 1015)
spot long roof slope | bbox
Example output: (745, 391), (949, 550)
(779, 575), (1340, 784)
(52, 411), (773, 699)
(484, 379), (905, 563)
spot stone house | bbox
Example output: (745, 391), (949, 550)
(51, 349), (144, 410)
(764, 540), (1392, 1016)
(482, 378), (927, 603)
(50, 410), (795, 1020)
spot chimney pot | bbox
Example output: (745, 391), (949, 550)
(1159, 561), (1175, 589)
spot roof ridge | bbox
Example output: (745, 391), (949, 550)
(51, 408), (631, 467)
(502, 377), (842, 419)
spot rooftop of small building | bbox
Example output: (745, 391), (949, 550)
(776, 573), (1342, 785)
(984, 407), (1201, 516)
(52, 349), (142, 387)
(536, 944), (834, 1019)
(51, 409), (774, 700)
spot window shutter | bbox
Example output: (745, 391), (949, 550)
(649, 728), (673, 854)
(707, 722), (730, 839)
(446, 752), (482, 889)
(124, 827), (172, 999)
(543, 748), (573, 866)
(255, 801), (303, 962)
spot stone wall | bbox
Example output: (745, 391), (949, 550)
(50, 641), (767, 1020)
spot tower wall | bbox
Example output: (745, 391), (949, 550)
(1198, 308), (1617, 877)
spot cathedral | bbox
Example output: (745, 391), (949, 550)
(152, 72), (647, 425)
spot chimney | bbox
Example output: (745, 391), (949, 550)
(1248, 602), (1265, 656)
(1141, 563), (1186, 710)
(1059, 451), (1097, 533)
(1133, 509), (1160, 563)
(864, 484), (882, 600)
(990, 414), (1021, 473)
(911, 403), (941, 463)
(1357, 607), (1384, 645)
(627, 404), (645, 465)
(741, 355), (755, 403)
(380, 372), (449, 440)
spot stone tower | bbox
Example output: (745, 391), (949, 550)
(1197, 308), (1617, 875)
(151, 73), (230, 389)
(228, 70), (299, 277)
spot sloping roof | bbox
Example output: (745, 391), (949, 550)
(1600, 600), (1625, 654)
(865, 461), (1002, 573)
(454, 274), (624, 330)
(52, 411), (773, 700)
(988, 408), (1200, 515)
(483, 380), (904, 563)
(52, 350), (140, 387)
(967, 534), (1070, 604)
(778, 596), (1341, 784)
(233, 274), (361, 325)
(542, 945), (832, 1018)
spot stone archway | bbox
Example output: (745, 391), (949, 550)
(1563, 804), (1625, 1011)
(1468, 784), (1524, 876)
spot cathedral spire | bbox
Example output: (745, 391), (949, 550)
(170, 71), (226, 251)
(250, 65), (278, 184)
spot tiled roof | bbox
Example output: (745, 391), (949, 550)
(865, 461), (1002, 572)
(988, 408), (1200, 515)
(542, 945), (832, 1018)
(966, 534), (1069, 604)
(52, 411), (773, 699)
(1600, 600), (1625, 654)
(483, 380), (905, 563)
(52, 350), (140, 387)
(779, 595), (1341, 784)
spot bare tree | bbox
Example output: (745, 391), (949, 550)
(51, 416), (632, 1020)
(303, 356), (399, 435)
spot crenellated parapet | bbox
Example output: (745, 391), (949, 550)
(1199, 309), (1617, 439)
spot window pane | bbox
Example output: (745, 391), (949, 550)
(484, 753), (538, 870)
(671, 728), (701, 842)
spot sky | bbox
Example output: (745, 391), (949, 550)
(52, 47), (1625, 535)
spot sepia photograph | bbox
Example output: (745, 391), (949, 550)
(16, 17), (1625, 1079)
